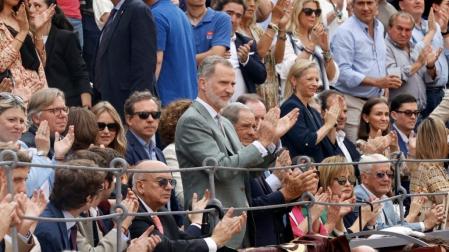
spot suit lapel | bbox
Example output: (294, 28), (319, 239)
(192, 101), (236, 155)
(97, 0), (129, 58)
(127, 131), (151, 161)
(45, 26), (57, 68)
(49, 203), (71, 249)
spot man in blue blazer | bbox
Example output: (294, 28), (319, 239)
(213, 0), (267, 100)
(34, 160), (106, 252)
(124, 91), (166, 166)
(344, 154), (443, 232)
(93, 0), (157, 118)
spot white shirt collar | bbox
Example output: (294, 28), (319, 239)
(138, 196), (155, 213)
(196, 97), (219, 120)
(336, 130), (346, 141)
(393, 123), (411, 144)
(62, 211), (76, 231)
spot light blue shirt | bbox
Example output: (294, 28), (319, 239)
(331, 16), (386, 98)
(129, 130), (157, 160)
(411, 20), (448, 88)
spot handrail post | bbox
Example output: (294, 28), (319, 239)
(110, 158), (128, 252)
(0, 150), (18, 252)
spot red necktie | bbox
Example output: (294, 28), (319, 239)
(152, 215), (164, 234)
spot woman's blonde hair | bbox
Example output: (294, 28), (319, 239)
(318, 155), (355, 190)
(284, 59), (318, 98)
(91, 101), (127, 156)
(287, 0), (321, 34)
(416, 117), (448, 160)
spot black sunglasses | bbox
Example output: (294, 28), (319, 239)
(395, 110), (420, 117)
(156, 178), (176, 188)
(133, 111), (161, 120)
(303, 8), (322, 16)
(97, 122), (118, 131)
(334, 176), (357, 186)
(374, 171), (394, 179)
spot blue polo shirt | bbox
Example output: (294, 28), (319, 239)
(151, 0), (198, 106)
(191, 7), (231, 54)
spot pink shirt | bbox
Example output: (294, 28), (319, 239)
(56, 0), (82, 19)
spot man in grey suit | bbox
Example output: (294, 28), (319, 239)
(175, 56), (291, 248)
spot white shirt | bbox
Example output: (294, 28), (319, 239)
(336, 130), (353, 162)
(228, 34), (249, 101)
(62, 211), (77, 241)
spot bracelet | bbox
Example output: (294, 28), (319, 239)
(277, 33), (287, 41)
(303, 46), (314, 54)
(15, 37), (24, 43)
(322, 50), (332, 62)
(54, 156), (65, 161)
(267, 23), (279, 33)
(121, 226), (129, 235)
(442, 30), (449, 36)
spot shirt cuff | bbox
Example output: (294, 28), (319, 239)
(240, 53), (251, 66)
(17, 232), (33, 244)
(204, 237), (218, 252)
(265, 173), (282, 191)
(419, 222), (425, 232)
(191, 223), (201, 229)
(252, 141), (268, 157)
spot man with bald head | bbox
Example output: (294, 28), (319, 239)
(129, 160), (247, 252)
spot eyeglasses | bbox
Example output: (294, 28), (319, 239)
(302, 8), (322, 16)
(395, 110), (420, 117)
(97, 122), (118, 132)
(334, 176), (357, 186)
(373, 171), (394, 179)
(133, 111), (161, 120)
(155, 178), (176, 188)
(41, 106), (69, 115)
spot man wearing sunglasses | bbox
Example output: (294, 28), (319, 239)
(130, 160), (247, 252)
(390, 94), (419, 157)
(347, 154), (444, 232)
(124, 91), (166, 166)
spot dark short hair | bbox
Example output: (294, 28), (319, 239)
(213, 0), (247, 13)
(390, 94), (417, 112)
(50, 159), (105, 211)
(89, 146), (124, 183)
(66, 107), (99, 151)
(318, 89), (343, 112)
(124, 90), (160, 117)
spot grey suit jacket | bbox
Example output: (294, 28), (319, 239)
(77, 220), (123, 251)
(175, 101), (272, 248)
(430, 89), (449, 123)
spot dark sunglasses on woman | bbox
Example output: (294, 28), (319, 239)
(334, 176), (357, 186)
(98, 122), (119, 131)
(303, 7), (322, 17)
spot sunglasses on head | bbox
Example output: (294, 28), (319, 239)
(334, 176), (357, 186)
(133, 111), (161, 120)
(97, 122), (118, 131)
(374, 171), (394, 179)
(395, 110), (420, 117)
(302, 7), (321, 16)
(156, 178), (176, 188)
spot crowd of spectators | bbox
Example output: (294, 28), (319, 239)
(0, 0), (449, 250)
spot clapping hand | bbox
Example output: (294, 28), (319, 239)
(188, 190), (210, 224)
(310, 23), (329, 51)
(237, 40), (253, 64)
(210, 208), (247, 248)
(127, 226), (161, 252)
(54, 125), (75, 160)
(25, 0), (55, 35)
(35, 120), (50, 157)
(274, 107), (299, 141)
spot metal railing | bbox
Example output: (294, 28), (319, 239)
(1, 150), (448, 252)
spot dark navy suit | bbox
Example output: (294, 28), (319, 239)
(247, 175), (292, 246)
(281, 95), (335, 162)
(93, 0), (157, 117)
(34, 202), (71, 252)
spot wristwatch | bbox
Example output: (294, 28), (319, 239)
(266, 143), (277, 155)
(322, 50), (332, 62)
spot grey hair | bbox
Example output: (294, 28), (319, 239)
(221, 102), (252, 125)
(388, 11), (415, 28)
(27, 88), (65, 122)
(197, 55), (233, 79)
(358, 154), (389, 174)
